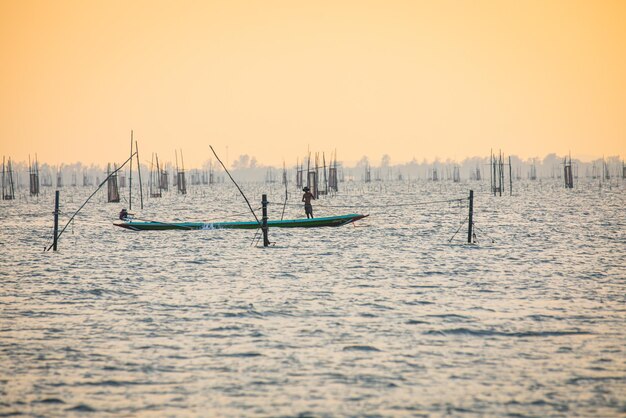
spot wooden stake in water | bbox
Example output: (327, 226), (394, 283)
(129, 131), (133, 210)
(467, 190), (474, 244)
(509, 156), (513, 196)
(135, 140), (144, 209)
(262, 194), (270, 247)
(53, 190), (60, 251)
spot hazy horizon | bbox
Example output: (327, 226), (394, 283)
(2, 149), (624, 171)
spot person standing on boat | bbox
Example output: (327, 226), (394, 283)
(302, 187), (315, 218)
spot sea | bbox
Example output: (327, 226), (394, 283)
(1, 179), (625, 417)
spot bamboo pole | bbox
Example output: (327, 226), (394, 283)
(467, 190), (474, 244)
(509, 156), (512, 196)
(135, 140), (143, 209)
(45, 153), (136, 252)
(53, 190), (60, 251)
(129, 131), (133, 210)
(262, 194), (269, 247)
(209, 145), (260, 224)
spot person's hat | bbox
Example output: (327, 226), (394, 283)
(303, 187), (310, 192)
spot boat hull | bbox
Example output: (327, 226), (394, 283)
(114, 214), (368, 231)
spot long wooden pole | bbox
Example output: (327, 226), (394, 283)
(53, 190), (60, 251)
(209, 145), (260, 224)
(2, 156), (5, 200)
(509, 156), (512, 196)
(281, 162), (288, 220)
(262, 194), (269, 247)
(500, 152), (504, 196)
(135, 140), (144, 209)
(46, 153), (136, 251)
(489, 149), (496, 196)
(129, 131), (133, 210)
(467, 190), (474, 244)
(307, 152), (311, 189)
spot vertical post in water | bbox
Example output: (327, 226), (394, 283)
(53, 190), (60, 251)
(262, 194), (269, 247)
(467, 190), (474, 244)
(129, 131), (133, 210)
(135, 140), (144, 209)
(498, 152), (503, 197)
(489, 149), (496, 196)
(2, 156), (5, 200)
(509, 156), (513, 196)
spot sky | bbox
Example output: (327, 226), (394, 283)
(1, 0), (625, 168)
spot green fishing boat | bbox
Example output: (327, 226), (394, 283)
(114, 214), (368, 231)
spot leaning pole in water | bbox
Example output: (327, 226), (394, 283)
(46, 153), (136, 252)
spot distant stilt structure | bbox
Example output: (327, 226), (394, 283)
(2, 156), (16, 200)
(591, 161), (599, 179)
(56, 165), (63, 188)
(282, 161), (288, 186)
(208, 160), (215, 185)
(265, 167), (276, 184)
(622, 160), (626, 179)
(364, 162), (371, 183)
(490, 150), (505, 196)
(42, 171), (53, 187)
(175, 149), (187, 194)
(529, 158), (537, 180)
(150, 153), (162, 198)
(71, 172), (77, 187)
(306, 153), (311, 188)
(191, 170), (198, 186)
(322, 153), (328, 195)
(603, 158), (610, 181)
(82, 173), (90, 187)
(29, 154), (40, 197)
(296, 158), (303, 189)
(453, 165), (460, 183)
(328, 150), (339, 193)
(160, 163), (169, 191)
(307, 165), (319, 199)
(314, 152), (320, 198)
(296, 149), (338, 195)
(430, 167), (438, 181)
(107, 163), (121, 202)
(564, 154), (574, 188)
(470, 165), (481, 181)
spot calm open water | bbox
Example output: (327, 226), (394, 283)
(1, 179), (625, 417)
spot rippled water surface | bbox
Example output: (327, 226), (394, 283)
(1, 180), (625, 417)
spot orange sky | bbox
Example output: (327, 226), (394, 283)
(1, 0), (624, 167)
